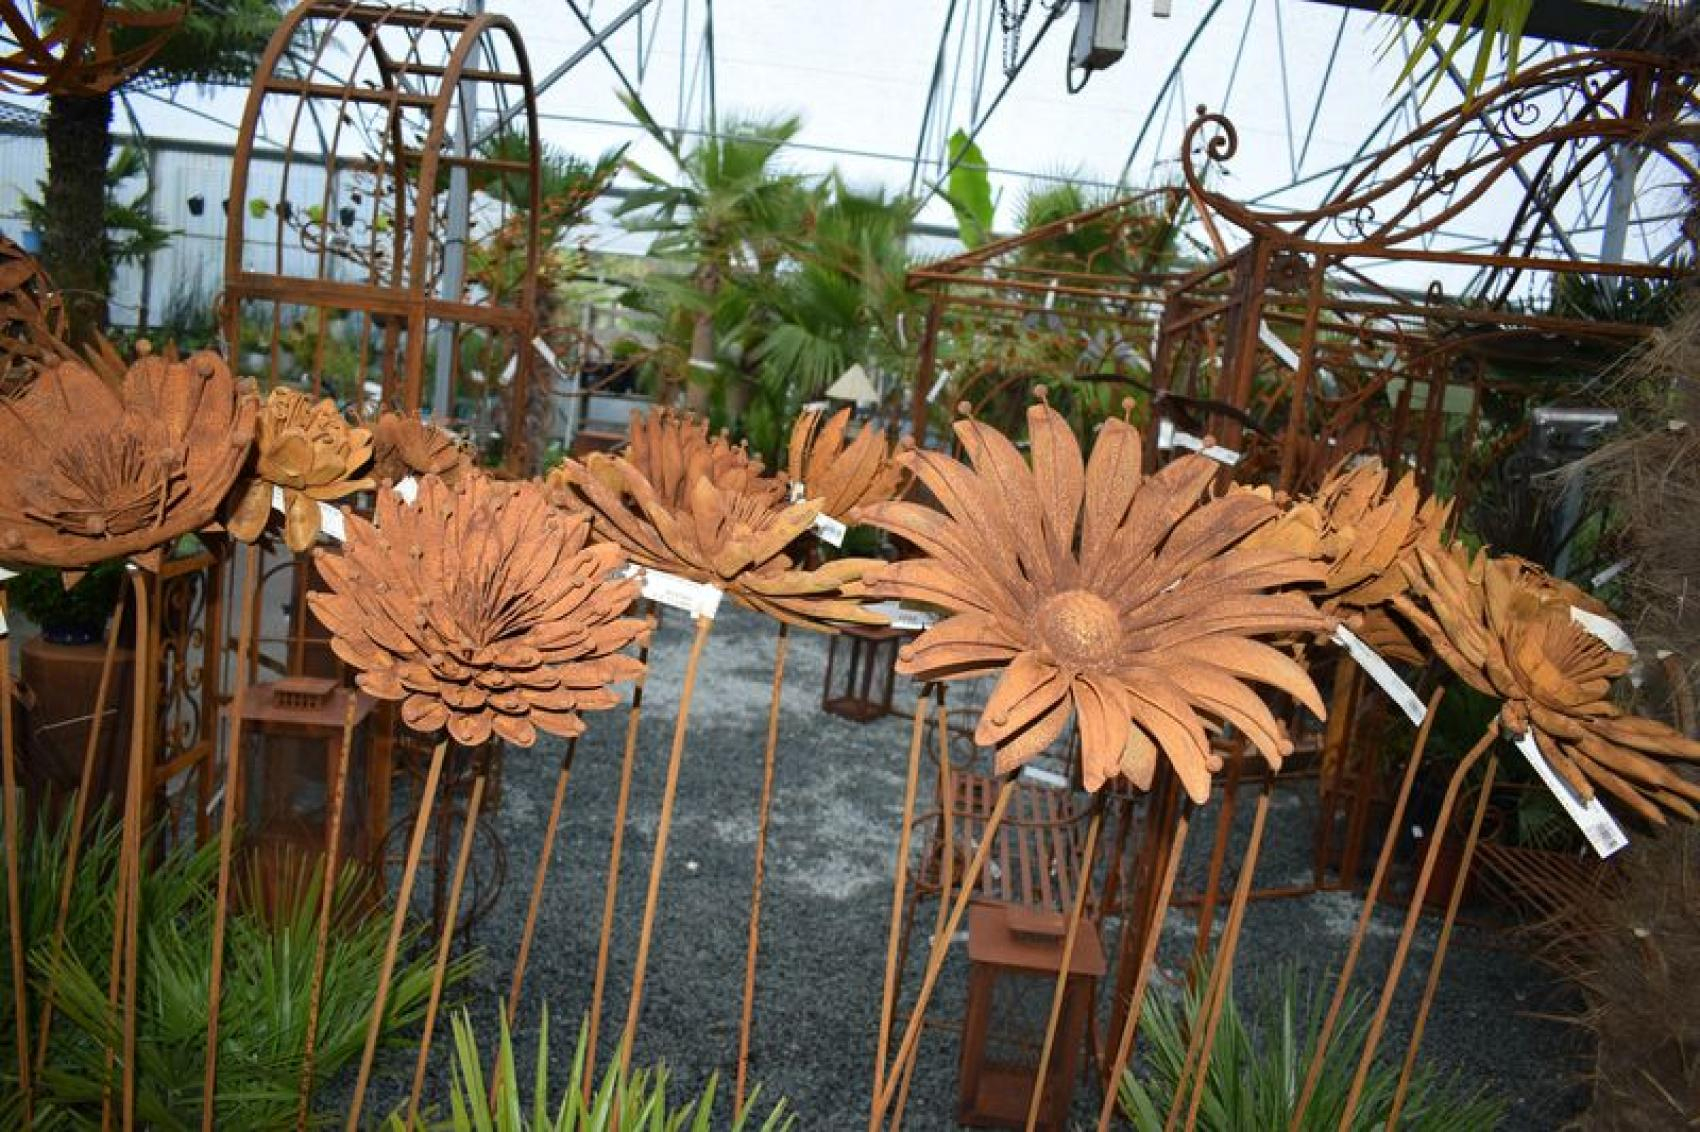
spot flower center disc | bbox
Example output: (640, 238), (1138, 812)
(1037, 588), (1122, 670)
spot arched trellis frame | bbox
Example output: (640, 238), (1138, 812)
(222, 0), (544, 471)
(1159, 49), (1700, 496)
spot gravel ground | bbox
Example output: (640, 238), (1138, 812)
(268, 601), (1589, 1127)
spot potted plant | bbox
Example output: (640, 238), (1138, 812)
(8, 561), (133, 810)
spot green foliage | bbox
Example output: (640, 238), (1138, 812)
(385, 1010), (793, 1132)
(943, 129), (997, 248)
(1119, 963), (1502, 1131)
(7, 561), (124, 641)
(0, 805), (466, 1129)
(1380, 0), (1533, 101)
(116, 0), (285, 90)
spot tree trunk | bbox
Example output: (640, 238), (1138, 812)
(42, 90), (114, 346)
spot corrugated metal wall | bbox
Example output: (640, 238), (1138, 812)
(0, 130), (332, 336)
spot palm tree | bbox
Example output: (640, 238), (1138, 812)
(615, 98), (812, 407)
(39, 0), (283, 343)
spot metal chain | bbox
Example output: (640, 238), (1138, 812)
(997, 0), (1035, 76)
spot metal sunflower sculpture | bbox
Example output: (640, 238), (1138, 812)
(786, 405), (911, 519)
(226, 387), (377, 552)
(859, 398), (1329, 800)
(308, 474), (649, 747)
(1247, 457), (1453, 663)
(0, 351), (256, 570)
(549, 410), (885, 632)
(1397, 542), (1700, 824)
(370, 410), (472, 487)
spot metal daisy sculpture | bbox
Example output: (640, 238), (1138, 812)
(547, 406), (890, 1101)
(306, 472), (649, 1127)
(786, 405), (912, 521)
(1399, 541), (1700, 824)
(860, 397), (1328, 801)
(369, 409), (473, 487)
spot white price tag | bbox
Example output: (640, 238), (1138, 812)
(0, 564), (12, 632)
(812, 513), (847, 547)
(1157, 419), (1240, 467)
(272, 486), (347, 543)
(866, 600), (937, 632)
(1512, 731), (1629, 858)
(1021, 764), (1070, 790)
(1333, 623), (1427, 726)
(627, 565), (722, 619)
(1571, 607), (1636, 656)
(926, 371), (950, 404)
(531, 336), (563, 373)
(802, 399), (831, 413)
(788, 481), (806, 504)
(394, 476), (420, 504)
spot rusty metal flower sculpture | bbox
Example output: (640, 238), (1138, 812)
(0, 0), (187, 96)
(1398, 543), (1700, 823)
(227, 387), (376, 552)
(860, 399), (1328, 800)
(0, 351), (256, 569)
(370, 410), (472, 487)
(1247, 457), (1453, 662)
(786, 406), (911, 519)
(550, 409), (885, 631)
(0, 235), (66, 395)
(308, 475), (649, 747)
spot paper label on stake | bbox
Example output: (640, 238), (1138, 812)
(812, 513), (847, 547)
(926, 370), (951, 404)
(0, 566), (11, 636)
(866, 599), (937, 632)
(272, 485), (346, 543)
(1157, 419), (1240, 467)
(789, 481), (807, 504)
(1333, 623), (1427, 726)
(1590, 558), (1630, 589)
(1571, 607), (1636, 656)
(1513, 731), (1629, 858)
(1021, 764), (1070, 790)
(394, 476), (420, 504)
(622, 565), (722, 619)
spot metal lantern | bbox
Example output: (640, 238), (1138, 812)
(236, 676), (376, 864)
(957, 904), (1105, 1130)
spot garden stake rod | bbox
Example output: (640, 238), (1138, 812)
(1178, 776), (1275, 1132)
(36, 580), (128, 1074)
(737, 620), (791, 1114)
(296, 683), (361, 1131)
(870, 690), (934, 1107)
(508, 736), (581, 1026)
(0, 587), (31, 1121)
(1097, 807), (1193, 1132)
(1290, 685), (1446, 1131)
(203, 543), (262, 1132)
(870, 777), (1016, 1129)
(1024, 800), (1105, 1132)
(584, 626), (653, 1100)
(618, 614), (714, 1076)
(1384, 752), (1500, 1130)
(410, 773), (487, 1128)
(120, 569), (151, 1131)
(1339, 723), (1497, 1130)
(346, 738), (451, 1132)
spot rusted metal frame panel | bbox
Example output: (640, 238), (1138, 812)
(906, 269), (1159, 306)
(1212, 240), (1272, 458)
(266, 79), (440, 108)
(1278, 253), (1331, 492)
(226, 272), (530, 330)
(934, 291), (1162, 326)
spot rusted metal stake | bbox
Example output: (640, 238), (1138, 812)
(736, 622), (790, 1113)
(869, 777), (1016, 1130)
(1383, 753), (1500, 1130)
(0, 587), (31, 1120)
(617, 615), (714, 1076)
(1096, 807), (1192, 1132)
(294, 689), (361, 1131)
(583, 629), (652, 1099)
(202, 542), (262, 1131)
(1024, 800), (1105, 1132)
(1290, 686), (1445, 1131)
(119, 567), (151, 1131)
(871, 690), (934, 1112)
(1338, 724), (1497, 1130)
(406, 772), (486, 1127)
(1177, 777), (1274, 1132)
(35, 580), (127, 1072)
(507, 737), (580, 1025)
(345, 737), (451, 1132)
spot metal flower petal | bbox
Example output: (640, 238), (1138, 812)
(230, 386), (376, 552)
